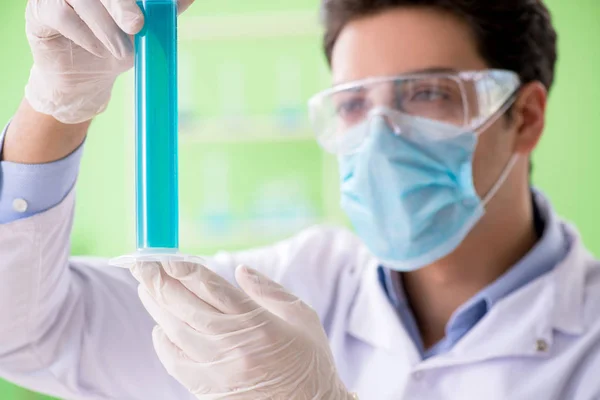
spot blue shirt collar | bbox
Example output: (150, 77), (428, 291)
(379, 188), (570, 358)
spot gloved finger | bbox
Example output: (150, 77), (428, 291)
(131, 261), (222, 316)
(152, 322), (287, 398)
(236, 265), (319, 326)
(66, 0), (133, 59)
(177, 0), (195, 14)
(132, 262), (269, 335)
(99, 0), (144, 35)
(139, 286), (234, 363)
(162, 261), (258, 315)
(28, 0), (107, 58)
(135, 266), (269, 337)
(132, 261), (267, 334)
(152, 326), (214, 396)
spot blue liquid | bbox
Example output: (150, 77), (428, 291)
(135, 0), (179, 250)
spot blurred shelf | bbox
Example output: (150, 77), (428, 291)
(180, 133), (314, 144)
(179, 10), (322, 41)
(179, 114), (316, 144)
(180, 221), (320, 250)
(181, 233), (284, 251)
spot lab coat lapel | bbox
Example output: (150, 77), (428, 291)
(549, 225), (588, 336)
(347, 260), (421, 364)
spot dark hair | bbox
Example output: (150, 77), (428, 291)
(321, 0), (558, 90)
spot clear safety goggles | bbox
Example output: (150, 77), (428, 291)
(308, 69), (521, 154)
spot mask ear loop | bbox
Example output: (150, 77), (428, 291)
(477, 85), (522, 207)
(481, 154), (519, 207)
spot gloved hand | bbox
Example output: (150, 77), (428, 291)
(130, 260), (356, 400)
(25, 0), (195, 124)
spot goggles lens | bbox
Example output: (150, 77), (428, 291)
(308, 70), (520, 154)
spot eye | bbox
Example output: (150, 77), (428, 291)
(334, 93), (370, 123)
(410, 88), (451, 102)
(337, 98), (366, 115)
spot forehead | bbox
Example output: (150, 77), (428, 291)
(331, 7), (490, 84)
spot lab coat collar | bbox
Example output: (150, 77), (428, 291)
(348, 259), (422, 363)
(346, 222), (591, 366)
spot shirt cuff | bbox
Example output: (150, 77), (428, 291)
(0, 122), (84, 224)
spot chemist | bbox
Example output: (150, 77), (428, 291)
(0, 0), (599, 399)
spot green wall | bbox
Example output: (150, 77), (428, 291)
(532, 0), (600, 249)
(1, 0), (599, 398)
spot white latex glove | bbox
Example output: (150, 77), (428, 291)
(25, 0), (195, 124)
(130, 261), (356, 400)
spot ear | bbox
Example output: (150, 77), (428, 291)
(511, 81), (548, 155)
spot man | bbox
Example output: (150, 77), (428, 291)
(0, 0), (599, 399)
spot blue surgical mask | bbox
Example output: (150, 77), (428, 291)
(339, 112), (517, 271)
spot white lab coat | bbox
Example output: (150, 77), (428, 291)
(0, 189), (599, 400)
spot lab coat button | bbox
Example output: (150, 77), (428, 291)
(413, 371), (424, 381)
(12, 198), (28, 213)
(536, 339), (549, 352)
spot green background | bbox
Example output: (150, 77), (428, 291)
(1, 0), (599, 398)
